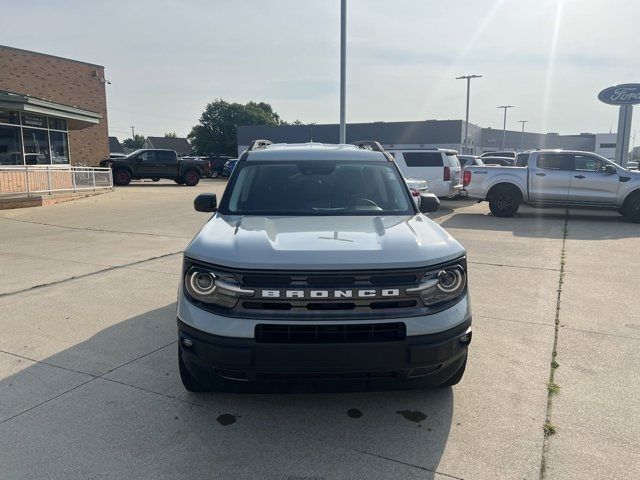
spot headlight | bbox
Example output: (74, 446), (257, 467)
(407, 264), (467, 306)
(184, 266), (254, 308)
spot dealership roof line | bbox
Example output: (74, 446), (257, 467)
(0, 44), (104, 69)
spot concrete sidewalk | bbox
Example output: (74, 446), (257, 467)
(0, 181), (637, 479)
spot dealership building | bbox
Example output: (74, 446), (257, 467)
(238, 121), (618, 159)
(0, 45), (109, 167)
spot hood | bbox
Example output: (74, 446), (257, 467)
(185, 215), (465, 270)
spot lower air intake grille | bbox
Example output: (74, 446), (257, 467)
(255, 323), (406, 344)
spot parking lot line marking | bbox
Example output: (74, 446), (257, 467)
(0, 251), (183, 299)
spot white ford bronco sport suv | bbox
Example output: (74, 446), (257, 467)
(177, 140), (472, 392)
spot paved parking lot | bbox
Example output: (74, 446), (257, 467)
(1, 179), (638, 479)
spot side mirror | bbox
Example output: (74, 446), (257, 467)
(604, 164), (617, 175)
(194, 193), (217, 212)
(418, 193), (440, 213)
(134, 156), (143, 162)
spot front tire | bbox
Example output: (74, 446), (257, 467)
(113, 169), (132, 186)
(488, 188), (520, 217)
(178, 347), (209, 393)
(183, 170), (200, 186)
(622, 192), (640, 223)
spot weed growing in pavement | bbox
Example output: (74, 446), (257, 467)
(547, 382), (560, 394)
(543, 421), (557, 437)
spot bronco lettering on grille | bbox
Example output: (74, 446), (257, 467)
(260, 289), (401, 299)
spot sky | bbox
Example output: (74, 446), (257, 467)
(2, 0), (639, 141)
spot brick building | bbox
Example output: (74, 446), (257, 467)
(0, 45), (109, 166)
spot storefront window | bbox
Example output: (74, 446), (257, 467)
(0, 110), (20, 125)
(0, 110), (73, 165)
(21, 113), (48, 129)
(22, 128), (50, 165)
(0, 126), (22, 165)
(48, 118), (67, 131)
(50, 131), (69, 164)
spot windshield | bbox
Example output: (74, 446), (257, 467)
(222, 160), (414, 215)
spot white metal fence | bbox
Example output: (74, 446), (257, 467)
(0, 165), (113, 196)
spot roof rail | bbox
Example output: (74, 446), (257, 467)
(247, 139), (272, 151)
(351, 140), (385, 152)
(351, 140), (394, 161)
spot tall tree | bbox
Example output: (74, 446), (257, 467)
(164, 132), (177, 138)
(121, 134), (145, 150)
(188, 100), (285, 156)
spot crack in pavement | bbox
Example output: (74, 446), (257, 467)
(538, 211), (569, 479)
(0, 251), (183, 299)
(352, 449), (464, 479)
(0, 217), (193, 239)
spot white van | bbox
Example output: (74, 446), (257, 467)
(389, 149), (463, 198)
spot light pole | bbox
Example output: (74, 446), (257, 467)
(456, 75), (482, 153)
(497, 105), (514, 150)
(517, 120), (529, 150)
(339, 0), (347, 144)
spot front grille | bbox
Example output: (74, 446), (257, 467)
(183, 256), (467, 319)
(241, 272), (419, 287)
(255, 322), (406, 343)
(242, 299), (418, 311)
(238, 269), (423, 315)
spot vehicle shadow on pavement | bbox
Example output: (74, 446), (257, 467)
(0, 304), (455, 479)
(441, 209), (639, 240)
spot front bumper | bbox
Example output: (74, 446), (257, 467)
(178, 317), (471, 391)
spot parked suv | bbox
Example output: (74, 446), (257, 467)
(177, 140), (472, 392)
(100, 149), (207, 186)
(389, 148), (463, 198)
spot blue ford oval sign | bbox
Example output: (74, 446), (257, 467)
(598, 84), (640, 105)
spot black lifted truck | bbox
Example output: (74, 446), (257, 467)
(100, 149), (206, 186)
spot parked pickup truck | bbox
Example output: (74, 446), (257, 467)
(177, 140), (471, 392)
(464, 149), (640, 222)
(99, 149), (206, 186)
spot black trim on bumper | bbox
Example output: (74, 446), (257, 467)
(178, 318), (471, 391)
